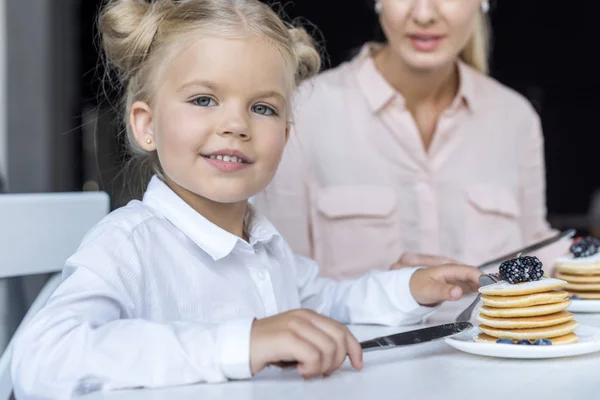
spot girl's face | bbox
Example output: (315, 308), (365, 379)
(131, 35), (290, 205)
(378, 0), (481, 71)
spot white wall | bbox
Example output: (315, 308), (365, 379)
(0, 0), (6, 188)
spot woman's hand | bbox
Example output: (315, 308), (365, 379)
(392, 252), (459, 269)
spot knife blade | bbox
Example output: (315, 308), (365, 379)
(477, 229), (576, 271)
(360, 321), (473, 352)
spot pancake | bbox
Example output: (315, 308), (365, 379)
(479, 300), (571, 318)
(481, 290), (569, 308)
(474, 332), (579, 345)
(565, 282), (600, 291)
(568, 291), (600, 300)
(479, 278), (566, 296)
(555, 273), (600, 283)
(555, 252), (600, 266)
(554, 263), (600, 275)
(476, 311), (574, 329)
(478, 320), (579, 340)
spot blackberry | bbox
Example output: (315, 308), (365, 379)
(533, 339), (552, 346)
(570, 237), (600, 258)
(516, 340), (532, 345)
(498, 254), (544, 284)
(496, 338), (513, 344)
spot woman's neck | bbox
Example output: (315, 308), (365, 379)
(373, 44), (459, 112)
(373, 45), (460, 150)
(164, 176), (249, 241)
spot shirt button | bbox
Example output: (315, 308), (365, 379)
(256, 270), (268, 280)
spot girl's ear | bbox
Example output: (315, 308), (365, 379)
(130, 101), (156, 151)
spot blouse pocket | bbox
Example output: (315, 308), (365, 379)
(464, 183), (522, 263)
(312, 185), (400, 279)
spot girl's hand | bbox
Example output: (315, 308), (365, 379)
(250, 309), (363, 378)
(409, 265), (482, 306)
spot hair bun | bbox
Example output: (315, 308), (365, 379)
(98, 0), (172, 81)
(287, 27), (321, 85)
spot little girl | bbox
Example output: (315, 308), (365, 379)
(11, 0), (481, 398)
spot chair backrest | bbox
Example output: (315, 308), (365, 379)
(0, 191), (110, 400)
(0, 191), (110, 279)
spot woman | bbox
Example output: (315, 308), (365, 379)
(255, 0), (568, 279)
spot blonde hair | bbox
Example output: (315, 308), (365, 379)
(459, 11), (490, 75)
(98, 0), (321, 193)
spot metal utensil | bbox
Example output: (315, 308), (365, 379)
(360, 321), (473, 352)
(276, 322), (473, 368)
(476, 229), (576, 271)
(455, 273), (499, 322)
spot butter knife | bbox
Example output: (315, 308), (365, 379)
(477, 229), (575, 271)
(360, 321), (473, 352)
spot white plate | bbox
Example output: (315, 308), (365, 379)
(567, 299), (600, 313)
(445, 325), (600, 359)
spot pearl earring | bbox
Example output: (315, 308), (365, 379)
(146, 138), (152, 144)
(481, 0), (490, 14)
(375, 1), (382, 14)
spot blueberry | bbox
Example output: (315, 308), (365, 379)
(496, 338), (514, 344)
(570, 295), (581, 300)
(516, 340), (532, 345)
(533, 339), (552, 346)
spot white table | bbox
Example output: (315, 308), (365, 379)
(83, 294), (600, 400)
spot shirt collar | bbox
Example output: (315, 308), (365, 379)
(455, 60), (477, 112)
(353, 43), (396, 113)
(142, 176), (281, 261)
(352, 42), (478, 114)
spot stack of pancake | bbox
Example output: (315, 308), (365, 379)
(474, 278), (579, 345)
(554, 253), (600, 300)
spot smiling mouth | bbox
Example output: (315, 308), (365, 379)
(202, 154), (249, 164)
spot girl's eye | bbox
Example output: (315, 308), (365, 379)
(252, 104), (277, 116)
(192, 96), (217, 107)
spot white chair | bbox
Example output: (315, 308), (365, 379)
(0, 191), (110, 400)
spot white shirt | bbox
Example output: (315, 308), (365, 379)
(11, 176), (432, 399)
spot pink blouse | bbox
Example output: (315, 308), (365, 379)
(255, 44), (569, 279)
